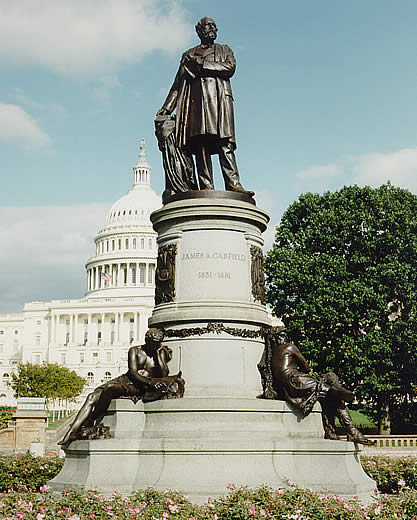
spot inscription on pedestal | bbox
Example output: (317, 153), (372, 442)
(178, 231), (249, 301)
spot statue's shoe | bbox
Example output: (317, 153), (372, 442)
(226, 184), (255, 197)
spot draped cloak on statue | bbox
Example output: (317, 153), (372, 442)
(160, 43), (237, 154)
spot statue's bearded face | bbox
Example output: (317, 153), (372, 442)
(196, 17), (217, 42)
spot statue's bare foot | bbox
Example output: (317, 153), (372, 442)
(347, 433), (375, 446)
(57, 431), (77, 445)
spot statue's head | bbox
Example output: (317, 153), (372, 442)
(144, 328), (165, 346)
(195, 16), (217, 44)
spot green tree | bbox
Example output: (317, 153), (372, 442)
(265, 184), (417, 434)
(11, 363), (85, 403)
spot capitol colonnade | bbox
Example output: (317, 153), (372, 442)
(0, 139), (161, 403)
(86, 262), (155, 292)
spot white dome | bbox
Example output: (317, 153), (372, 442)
(101, 184), (161, 232)
(84, 139), (160, 298)
(99, 139), (161, 234)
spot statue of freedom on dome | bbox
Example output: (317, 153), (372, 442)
(155, 16), (254, 202)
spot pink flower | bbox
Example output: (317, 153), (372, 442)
(260, 509), (267, 517)
(37, 514), (45, 520)
(39, 485), (50, 493)
(90, 515), (96, 519)
(398, 479), (406, 487)
(165, 499), (174, 505)
(62, 489), (68, 494)
(275, 489), (285, 495)
(105, 506), (113, 512)
(373, 488), (378, 493)
(169, 504), (179, 513)
(226, 482), (235, 489)
(162, 513), (169, 519)
(248, 508), (256, 516)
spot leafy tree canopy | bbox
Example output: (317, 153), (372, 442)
(11, 363), (85, 402)
(265, 184), (417, 433)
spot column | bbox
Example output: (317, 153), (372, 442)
(101, 313), (106, 344)
(114, 312), (119, 343)
(87, 314), (92, 346)
(119, 312), (124, 343)
(51, 314), (56, 344)
(69, 314), (74, 344)
(134, 312), (138, 342)
(74, 314), (79, 345)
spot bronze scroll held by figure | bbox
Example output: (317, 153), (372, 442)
(58, 328), (184, 445)
(258, 327), (375, 445)
(156, 16), (254, 199)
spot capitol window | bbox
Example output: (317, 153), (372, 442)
(104, 371), (111, 382)
(2, 373), (9, 383)
(87, 372), (94, 385)
(14, 330), (19, 335)
(133, 238), (137, 248)
(35, 335), (40, 345)
(148, 239), (152, 248)
(141, 238), (145, 248)
(0, 330), (3, 335)
(125, 238), (129, 249)
(106, 351), (112, 362)
(112, 240), (115, 250)
(118, 239), (121, 250)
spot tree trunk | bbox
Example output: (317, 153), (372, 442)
(378, 396), (391, 435)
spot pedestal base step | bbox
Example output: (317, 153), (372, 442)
(49, 398), (375, 504)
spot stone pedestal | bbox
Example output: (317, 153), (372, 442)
(149, 195), (270, 398)
(50, 398), (375, 503)
(50, 194), (375, 502)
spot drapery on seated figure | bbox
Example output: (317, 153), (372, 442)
(156, 16), (254, 199)
(258, 327), (374, 446)
(58, 328), (184, 445)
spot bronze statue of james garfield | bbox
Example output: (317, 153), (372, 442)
(157, 16), (254, 198)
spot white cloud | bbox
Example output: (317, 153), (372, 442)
(352, 148), (417, 193)
(11, 88), (66, 119)
(0, 0), (193, 79)
(296, 163), (342, 179)
(0, 203), (108, 313)
(0, 103), (51, 146)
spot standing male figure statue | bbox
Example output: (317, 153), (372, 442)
(157, 16), (254, 197)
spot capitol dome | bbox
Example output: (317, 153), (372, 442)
(85, 139), (161, 298)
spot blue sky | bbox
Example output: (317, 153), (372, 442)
(2, 0), (417, 312)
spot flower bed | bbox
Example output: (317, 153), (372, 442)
(0, 485), (416, 520)
(0, 454), (63, 492)
(362, 455), (417, 494)
(1, 454), (417, 518)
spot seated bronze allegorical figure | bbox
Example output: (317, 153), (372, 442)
(258, 327), (374, 446)
(58, 328), (184, 445)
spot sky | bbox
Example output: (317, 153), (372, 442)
(2, 0), (417, 313)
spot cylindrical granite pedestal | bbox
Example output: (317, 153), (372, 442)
(149, 193), (270, 398)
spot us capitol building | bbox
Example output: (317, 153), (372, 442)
(0, 140), (160, 404)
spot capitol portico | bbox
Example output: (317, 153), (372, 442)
(0, 140), (160, 404)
